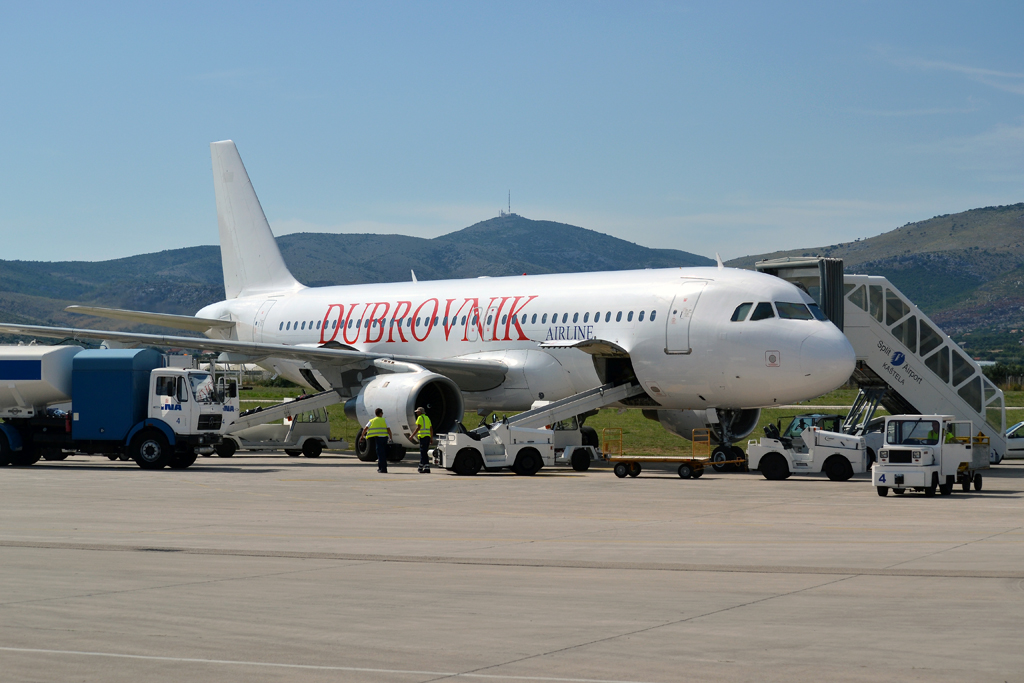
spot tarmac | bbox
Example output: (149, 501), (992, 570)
(1, 453), (1023, 683)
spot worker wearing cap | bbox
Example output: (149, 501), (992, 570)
(361, 408), (393, 473)
(411, 407), (433, 473)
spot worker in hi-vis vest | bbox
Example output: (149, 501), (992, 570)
(411, 406), (434, 474)
(361, 408), (393, 473)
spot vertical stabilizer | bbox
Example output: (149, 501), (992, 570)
(211, 140), (302, 299)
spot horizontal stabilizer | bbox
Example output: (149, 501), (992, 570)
(65, 306), (235, 333)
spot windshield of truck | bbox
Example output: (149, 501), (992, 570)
(189, 373), (217, 403)
(886, 419), (939, 445)
(783, 416), (815, 438)
(552, 417), (579, 431)
(294, 408), (327, 424)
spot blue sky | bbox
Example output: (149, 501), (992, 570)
(1, 1), (1021, 262)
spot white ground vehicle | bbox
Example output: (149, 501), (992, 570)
(747, 416), (868, 481)
(434, 421), (555, 475)
(872, 415), (989, 497)
(215, 400), (347, 458)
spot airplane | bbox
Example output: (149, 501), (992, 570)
(0, 141), (856, 458)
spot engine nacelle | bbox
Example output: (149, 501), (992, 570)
(643, 408), (761, 444)
(344, 371), (464, 448)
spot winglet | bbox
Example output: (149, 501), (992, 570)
(411, 270), (418, 283)
(715, 252), (725, 270)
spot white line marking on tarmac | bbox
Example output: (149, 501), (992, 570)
(0, 646), (655, 683)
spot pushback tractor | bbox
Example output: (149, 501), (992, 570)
(872, 415), (989, 496)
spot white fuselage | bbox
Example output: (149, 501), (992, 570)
(197, 266), (855, 412)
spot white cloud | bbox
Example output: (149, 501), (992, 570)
(890, 54), (1024, 96)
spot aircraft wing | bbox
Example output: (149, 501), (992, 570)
(64, 306), (236, 333)
(0, 323), (507, 392)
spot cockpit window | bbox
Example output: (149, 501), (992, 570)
(731, 303), (753, 321)
(807, 303), (829, 321)
(776, 302), (813, 320)
(749, 302), (775, 321)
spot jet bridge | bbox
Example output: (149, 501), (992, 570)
(756, 258), (1006, 462)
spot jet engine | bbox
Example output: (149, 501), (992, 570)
(643, 408), (761, 445)
(344, 370), (464, 448)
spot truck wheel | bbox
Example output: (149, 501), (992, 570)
(132, 431), (172, 469)
(570, 448), (591, 472)
(580, 425), (599, 448)
(678, 463), (693, 479)
(961, 477), (971, 492)
(0, 433), (10, 466)
(924, 473), (938, 497)
(760, 453), (789, 481)
(613, 463), (629, 478)
(302, 440), (323, 458)
(10, 446), (41, 466)
(691, 466), (704, 478)
(169, 452), (197, 469)
(118, 453), (132, 461)
(823, 455), (853, 481)
(877, 486), (889, 496)
(513, 448), (543, 476)
(973, 474), (983, 491)
(386, 444), (406, 463)
(939, 483), (953, 495)
(627, 461), (642, 477)
(215, 440), (236, 458)
(106, 454), (118, 461)
(893, 488), (906, 495)
(42, 449), (68, 461)
(453, 448), (482, 476)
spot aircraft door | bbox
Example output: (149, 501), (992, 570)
(665, 281), (706, 354)
(482, 305), (500, 341)
(253, 300), (278, 342)
(465, 306), (481, 342)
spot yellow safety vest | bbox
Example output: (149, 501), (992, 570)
(415, 414), (432, 437)
(365, 416), (389, 438)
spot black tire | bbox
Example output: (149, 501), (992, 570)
(961, 477), (971, 492)
(0, 433), (10, 466)
(924, 473), (938, 497)
(627, 461), (642, 477)
(169, 452), (197, 469)
(355, 436), (376, 462)
(973, 473), (983, 491)
(691, 466), (704, 478)
(823, 456), (854, 482)
(215, 440), (237, 458)
(866, 447), (876, 465)
(877, 486), (889, 496)
(106, 454), (119, 461)
(893, 488), (906, 495)
(729, 445), (745, 471)
(132, 430), (172, 469)
(760, 453), (789, 481)
(614, 463), (629, 478)
(678, 463), (693, 479)
(42, 449), (68, 461)
(118, 453), (131, 461)
(285, 449), (302, 457)
(453, 448), (482, 476)
(939, 483), (953, 495)
(386, 444), (406, 463)
(570, 448), (591, 472)
(302, 440), (323, 458)
(9, 442), (40, 466)
(513, 447), (543, 476)
(711, 447), (731, 472)
(580, 426), (599, 449)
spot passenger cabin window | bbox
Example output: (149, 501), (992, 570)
(572, 313), (578, 323)
(583, 312), (589, 323)
(750, 302), (775, 321)
(562, 313), (568, 324)
(615, 311), (622, 322)
(542, 314), (548, 324)
(627, 311), (633, 322)
(605, 312), (611, 322)
(731, 303), (753, 321)
(531, 314), (537, 324)
(280, 322), (284, 330)
(775, 302), (813, 320)
(594, 312), (600, 321)
(638, 310), (644, 322)
(650, 310), (656, 321)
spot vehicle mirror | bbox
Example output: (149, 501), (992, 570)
(228, 381), (237, 398)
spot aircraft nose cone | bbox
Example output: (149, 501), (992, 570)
(799, 326), (856, 392)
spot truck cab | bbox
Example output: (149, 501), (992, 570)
(150, 370), (227, 435)
(872, 415), (989, 496)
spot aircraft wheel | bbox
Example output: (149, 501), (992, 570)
(711, 447), (731, 472)
(580, 426), (599, 448)
(613, 463), (629, 478)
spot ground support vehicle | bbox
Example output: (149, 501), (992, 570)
(0, 346), (228, 469)
(434, 421), (556, 475)
(747, 422), (868, 481)
(433, 380), (643, 475)
(872, 415), (990, 497)
(607, 453), (748, 479)
(215, 392), (346, 458)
